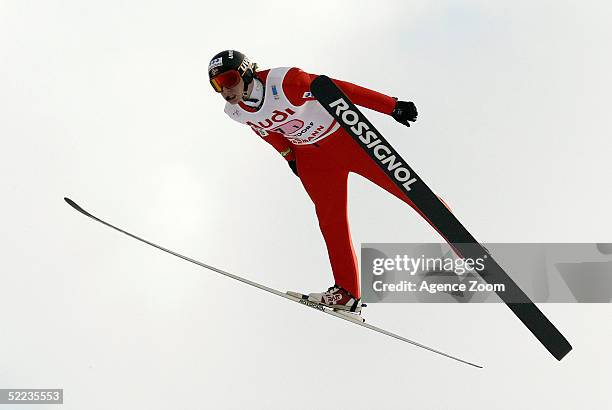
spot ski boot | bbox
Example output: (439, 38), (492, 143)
(288, 285), (365, 322)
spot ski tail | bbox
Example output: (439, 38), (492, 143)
(310, 75), (572, 361)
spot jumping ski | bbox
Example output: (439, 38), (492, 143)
(64, 197), (483, 369)
(310, 75), (572, 361)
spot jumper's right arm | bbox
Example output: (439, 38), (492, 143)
(252, 128), (296, 161)
(254, 129), (299, 176)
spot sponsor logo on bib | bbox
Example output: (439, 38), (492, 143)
(246, 108), (296, 130)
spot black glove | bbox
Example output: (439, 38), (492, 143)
(391, 100), (418, 127)
(288, 160), (299, 177)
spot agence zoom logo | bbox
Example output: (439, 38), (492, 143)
(329, 98), (418, 191)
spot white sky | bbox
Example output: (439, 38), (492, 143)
(1, 1), (611, 409)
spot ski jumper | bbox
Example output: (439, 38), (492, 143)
(224, 67), (425, 299)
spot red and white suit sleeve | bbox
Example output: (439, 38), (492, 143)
(281, 68), (397, 116)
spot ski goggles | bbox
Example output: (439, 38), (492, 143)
(210, 70), (241, 92)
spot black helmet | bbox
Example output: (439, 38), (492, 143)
(208, 50), (256, 93)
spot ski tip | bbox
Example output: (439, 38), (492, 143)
(64, 197), (93, 218)
(310, 75), (331, 92)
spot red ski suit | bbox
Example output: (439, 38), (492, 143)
(233, 68), (424, 299)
